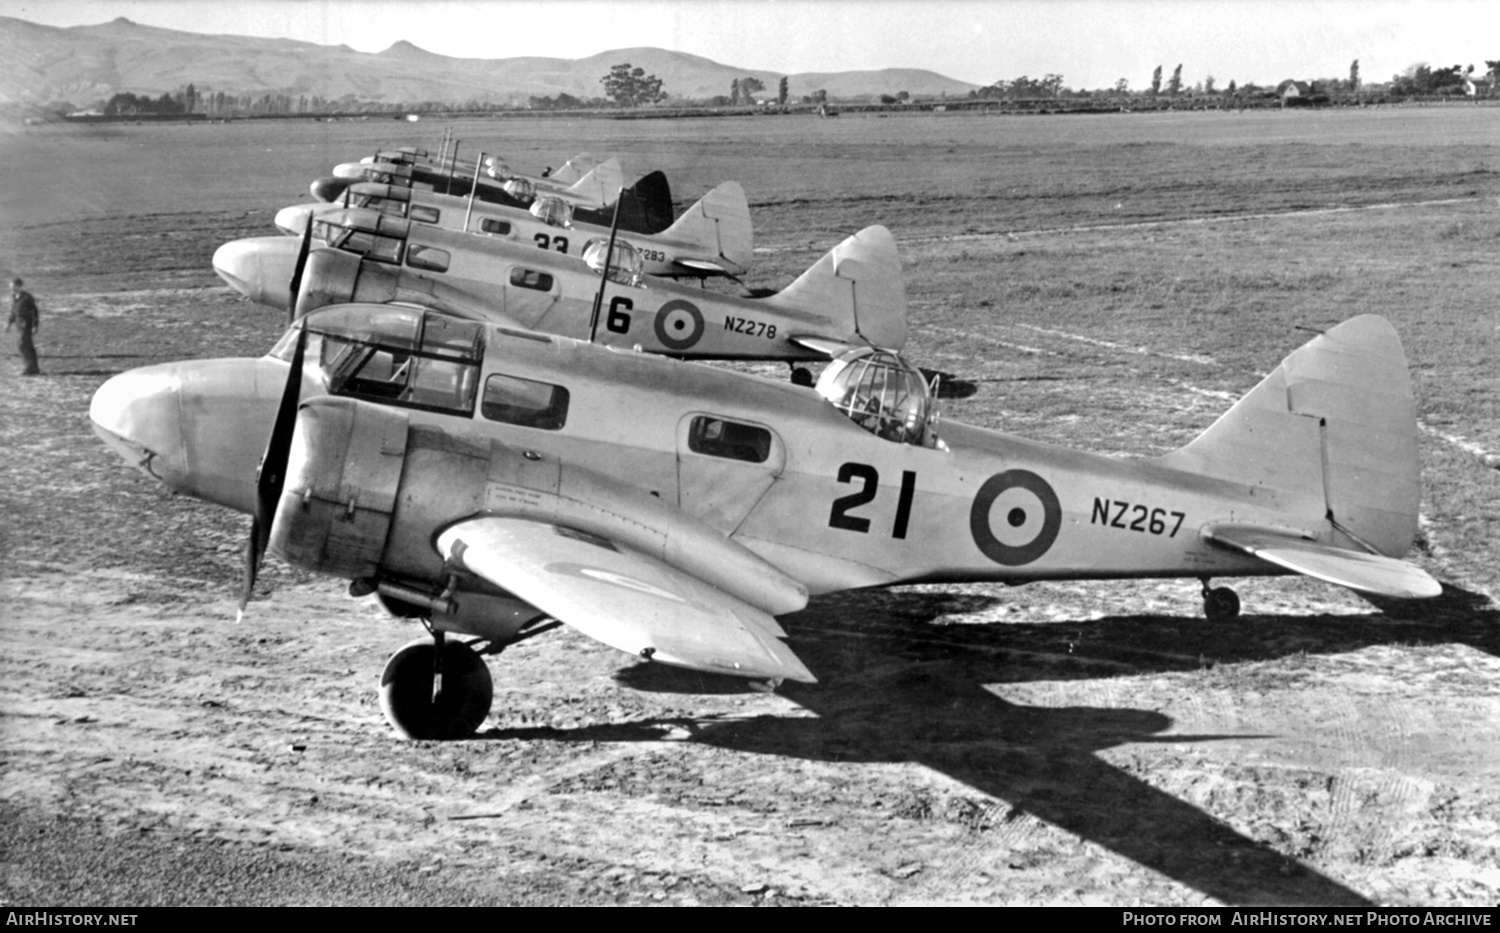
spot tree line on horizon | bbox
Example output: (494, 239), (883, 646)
(46, 56), (1500, 120)
(971, 59), (1500, 104)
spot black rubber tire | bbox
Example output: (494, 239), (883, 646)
(379, 638), (493, 740)
(1204, 586), (1241, 621)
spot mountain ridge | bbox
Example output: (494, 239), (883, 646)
(0, 16), (979, 111)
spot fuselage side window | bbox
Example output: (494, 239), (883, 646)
(342, 229), (404, 264)
(406, 245), (451, 273)
(480, 218), (512, 236)
(409, 205), (441, 225)
(688, 416), (771, 463)
(481, 374), (570, 430)
(368, 197), (406, 218)
(509, 268), (554, 292)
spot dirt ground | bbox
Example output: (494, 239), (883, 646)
(3, 112), (1499, 906)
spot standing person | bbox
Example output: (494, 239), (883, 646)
(7, 277), (40, 376)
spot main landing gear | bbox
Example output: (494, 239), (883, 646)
(377, 616), (561, 740)
(1200, 577), (1241, 621)
(380, 632), (493, 740)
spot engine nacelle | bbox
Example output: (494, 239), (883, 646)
(270, 396), (807, 620)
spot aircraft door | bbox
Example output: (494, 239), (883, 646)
(676, 413), (785, 534)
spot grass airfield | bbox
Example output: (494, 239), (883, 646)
(1, 106), (1499, 906)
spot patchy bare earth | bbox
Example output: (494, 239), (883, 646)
(2, 110), (1500, 906)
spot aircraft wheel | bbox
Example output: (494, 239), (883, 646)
(1203, 586), (1241, 621)
(379, 638), (493, 740)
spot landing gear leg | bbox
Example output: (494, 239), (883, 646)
(1200, 578), (1241, 621)
(379, 633), (493, 740)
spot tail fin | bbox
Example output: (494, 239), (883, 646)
(1157, 315), (1420, 559)
(600, 170), (676, 236)
(659, 182), (754, 276)
(562, 159), (624, 208)
(548, 153), (598, 186)
(764, 225), (907, 351)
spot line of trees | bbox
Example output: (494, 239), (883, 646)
(54, 54), (1500, 120)
(972, 58), (1500, 104)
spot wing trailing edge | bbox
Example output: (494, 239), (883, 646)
(437, 517), (816, 684)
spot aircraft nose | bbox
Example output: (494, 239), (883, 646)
(92, 359), (290, 515)
(332, 161), (366, 180)
(310, 176), (348, 202)
(275, 204), (315, 235)
(213, 236), (300, 311)
(91, 366), (186, 490)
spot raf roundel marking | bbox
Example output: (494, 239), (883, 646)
(969, 469), (1062, 566)
(654, 298), (705, 351)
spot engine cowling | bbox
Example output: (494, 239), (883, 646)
(270, 396), (807, 625)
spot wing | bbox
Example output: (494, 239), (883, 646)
(436, 517), (816, 683)
(1202, 523), (1441, 599)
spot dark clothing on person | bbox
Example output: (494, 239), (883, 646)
(8, 287), (40, 375)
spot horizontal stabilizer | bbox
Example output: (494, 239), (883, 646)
(1203, 523), (1441, 599)
(670, 259), (734, 275)
(437, 517), (816, 683)
(788, 335), (859, 358)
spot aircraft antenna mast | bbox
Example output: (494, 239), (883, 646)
(464, 152), (484, 233)
(587, 187), (627, 343)
(444, 141), (459, 195)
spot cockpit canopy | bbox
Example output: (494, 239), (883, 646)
(271, 305), (485, 416)
(582, 237), (644, 287)
(502, 178), (535, 202)
(312, 209), (410, 263)
(529, 196), (573, 228)
(815, 348), (937, 446)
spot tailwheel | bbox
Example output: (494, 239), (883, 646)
(379, 635), (493, 740)
(1201, 580), (1241, 621)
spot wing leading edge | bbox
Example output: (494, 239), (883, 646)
(1202, 523), (1441, 599)
(436, 517), (816, 684)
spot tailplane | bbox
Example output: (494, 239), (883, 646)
(765, 225), (907, 352)
(1158, 315), (1422, 561)
(658, 182), (754, 276)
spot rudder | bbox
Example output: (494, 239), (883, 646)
(1157, 315), (1421, 558)
(768, 225), (907, 350)
(660, 182), (753, 276)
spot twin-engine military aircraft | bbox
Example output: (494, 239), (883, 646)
(310, 151), (675, 236)
(331, 153), (623, 209)
(273, 178), (755, 279)
(213, 208), (907, 363)
(90, 302), (1441, 739)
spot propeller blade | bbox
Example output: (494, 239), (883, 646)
(240, 325), (309, 619)
(287, 213), (313, 323)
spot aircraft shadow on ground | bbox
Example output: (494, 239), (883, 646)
(487, 584), (1499, 905)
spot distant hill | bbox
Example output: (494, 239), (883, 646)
(0, 16), (979, 113)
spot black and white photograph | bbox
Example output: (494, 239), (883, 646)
(2, 0), (1497, 907)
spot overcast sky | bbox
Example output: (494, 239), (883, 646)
(3, 0), (1495, 90)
